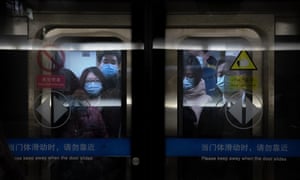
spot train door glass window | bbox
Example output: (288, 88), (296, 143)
(164, 14), (275, 180)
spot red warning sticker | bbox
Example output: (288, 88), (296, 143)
(36, 75), (65, 89)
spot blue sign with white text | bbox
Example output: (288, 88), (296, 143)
(7, 138), (300, 157)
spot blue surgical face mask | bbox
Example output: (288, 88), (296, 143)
(84, 81), (103, 96)
(100, 64), (119, 78)
(183, 77), (195, 90)
(217, 75), (225, 93)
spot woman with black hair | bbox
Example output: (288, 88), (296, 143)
(182, 55), (213, 137)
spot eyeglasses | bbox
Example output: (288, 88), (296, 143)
(85, 79), (101, 83)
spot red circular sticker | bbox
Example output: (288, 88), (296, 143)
(37, 48), (65, 72)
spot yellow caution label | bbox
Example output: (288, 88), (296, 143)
(227, 75), (258, 91)
(230, 51), (257, 70)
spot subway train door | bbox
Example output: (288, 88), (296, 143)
(163, 1), (300, 180)
(1, 1), (166, 180)
(5, 10), (133, 180)
(165, 14), (273, 180)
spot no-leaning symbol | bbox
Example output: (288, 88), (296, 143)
(37, 49), (65, 72)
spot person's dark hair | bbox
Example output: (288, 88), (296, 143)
(97, 50), (121, 64)
(79, 67), (105, 86)
(54, 68), (79, 95)
(183, 55), (203, 85)
(79, 66), (106, 97)
(184, 55), (200, 66)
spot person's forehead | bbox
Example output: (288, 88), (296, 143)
(102, 54), (117, 60)
(87, 72), (97, 78)
(184, 67), (194, 73)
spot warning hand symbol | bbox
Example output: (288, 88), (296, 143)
(230, 51), (257, 70)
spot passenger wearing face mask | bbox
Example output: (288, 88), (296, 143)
(53, 67), (123, 180)
(97, 51), (121, 98)
(97, 51), (120, 78)
(216, 59), (226, 92)
(54, 67), (108, 137)
(182, 54), (255, 180)
(187, 50), (218, 96)
(75, 66), (106, 107)
(215, 56), (239, 105)
(182, 55), (213, 137)
(96, 51), (122, 137)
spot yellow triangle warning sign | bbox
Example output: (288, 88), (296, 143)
(230, 51), (257, 70)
